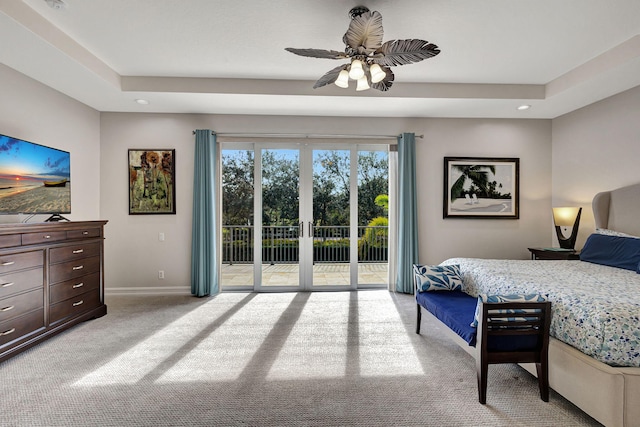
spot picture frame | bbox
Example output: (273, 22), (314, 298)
(443, 157), (519, 219)
(128, 149), (175, 215)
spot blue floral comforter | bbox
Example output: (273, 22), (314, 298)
(441, 258), (640, 367)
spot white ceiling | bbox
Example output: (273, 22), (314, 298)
(1, 0), (640, 119)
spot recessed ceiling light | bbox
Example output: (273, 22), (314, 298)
(45, 0), (66, 10)
(517, 104), (531, 111)
(135, 99), (150, 105)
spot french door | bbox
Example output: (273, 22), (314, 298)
(221, 142), (388, 292)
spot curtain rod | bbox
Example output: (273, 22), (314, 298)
(192, 131), (423, 139)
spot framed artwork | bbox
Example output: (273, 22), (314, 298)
(443, 157), (519, 219)
(128, 149), (175, 214)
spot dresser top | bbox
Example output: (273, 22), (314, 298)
(0, 220), (108, 236)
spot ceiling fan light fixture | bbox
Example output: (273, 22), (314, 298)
(356, 76), (370, 91)
(285, 7), (440, 92)
(348, 59), (365, 80)
(335, 70), (350, 88)
(369, 64), (386, 83)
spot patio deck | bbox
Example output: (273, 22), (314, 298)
(221, 263), (388, 288)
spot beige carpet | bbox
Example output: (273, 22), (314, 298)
(0, 290), (600, 426)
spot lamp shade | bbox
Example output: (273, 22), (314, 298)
(552, 207), (581, 227)
(356, 76), (370, 91)
(369, 63), (386, 83)
(552, 206), (582, 249)
(334, 70), (349, 88)
(348, 59), (365, 80)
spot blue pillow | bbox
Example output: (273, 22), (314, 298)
(413, 264), (463, 292)
(471, 293), (547, 327)
(580, 233), (640, 273)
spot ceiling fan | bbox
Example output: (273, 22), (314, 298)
(285, 6), (441, 92)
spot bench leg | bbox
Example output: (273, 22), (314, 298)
(416, 304), (422, 334)
(535, 361), (549, 402)
(476, 356), (488, 404)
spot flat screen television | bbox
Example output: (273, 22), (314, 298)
(0, 133), (70, 220)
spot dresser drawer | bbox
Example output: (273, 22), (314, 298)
(0, 309), (45, 347)
(0, 288), (43, 323)
(0, 234), (21, 249)
(67, 227), (102, 240)
(21, 231), (67, 246)
(50, 272), (100, 305)
(0, 268), (44, 299)
(49, 288), (100, 324)
(49, 256), (100, 284)
(0, 250), (44, 275)
(50, 242), (101, 264)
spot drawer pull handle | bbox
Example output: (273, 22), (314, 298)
(72, 282), (84, 289)
(73, 300), (84, 307)
(1, 282), (14, 288)
(1, 261), (15, 266)
(72, 249), (84, 254)
(44, 235), (51, 239)
(82, 231), (89, 235)
(1, 305), (14, 312)
(1, 328), (16, 336)
(72, 265), (84, 271)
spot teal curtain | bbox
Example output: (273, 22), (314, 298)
(191, 130), (218, 297)
(395, 133), (419, 294)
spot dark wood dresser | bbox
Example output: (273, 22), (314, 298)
(0, 220), (107, 363)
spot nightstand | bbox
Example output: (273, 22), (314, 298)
(528, 247), (580, 260)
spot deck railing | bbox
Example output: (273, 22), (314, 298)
(222, 225), (387, 264)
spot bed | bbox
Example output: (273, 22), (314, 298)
(435, 183), (640, 427)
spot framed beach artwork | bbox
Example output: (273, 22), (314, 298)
(128, 149), (175, 215)
(443, 157), (519, 219)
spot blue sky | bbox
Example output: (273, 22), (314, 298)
(0, 135), (70, 180)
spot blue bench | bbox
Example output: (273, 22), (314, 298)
(415, 290), (477, 345)
(415, 290), (551, 404)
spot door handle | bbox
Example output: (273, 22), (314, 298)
(299, 222), (303, 238)
(309, 222), (313, 237)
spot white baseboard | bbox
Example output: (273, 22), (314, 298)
(105, 286), (192, 296)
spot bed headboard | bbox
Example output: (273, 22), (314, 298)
(592, 182), (640, 236)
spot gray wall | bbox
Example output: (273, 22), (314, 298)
(552, 85), (640, 247)
(3, 62), (638, 294)
(419, 118), (552, 263)
(0, 64), (101, 223)
(100, 114), (551, 292)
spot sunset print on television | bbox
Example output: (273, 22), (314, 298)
(0, 134), (71, 215)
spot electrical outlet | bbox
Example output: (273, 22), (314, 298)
(158, 270), (164, 279)
(159, 232), (165, 241)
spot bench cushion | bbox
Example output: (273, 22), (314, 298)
(416, 290), (477, 346)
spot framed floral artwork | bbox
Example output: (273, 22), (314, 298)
(128, 149), (175, 214)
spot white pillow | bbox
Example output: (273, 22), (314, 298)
(413, 264), (463, 292)
(596, 228), (640, 239)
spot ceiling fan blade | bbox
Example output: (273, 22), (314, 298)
(342, 10), (383, 54)
(373, 39), (440, 67)
(313, 64), (349, 89)
(371, 67), (395, 92)
(285, 48), (348, 60)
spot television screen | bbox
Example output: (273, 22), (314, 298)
(0, 133), (70, 215)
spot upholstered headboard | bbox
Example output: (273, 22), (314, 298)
(592, 182), (640, 237)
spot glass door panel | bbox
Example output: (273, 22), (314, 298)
(311, 149), (352, 288)
(220, 143), (389, 292)
(260, 148), (301, 288)
(357, 150), (389, 286)
(220, 149), (255, 290)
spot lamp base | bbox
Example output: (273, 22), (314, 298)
(554, 208), (582, 250)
